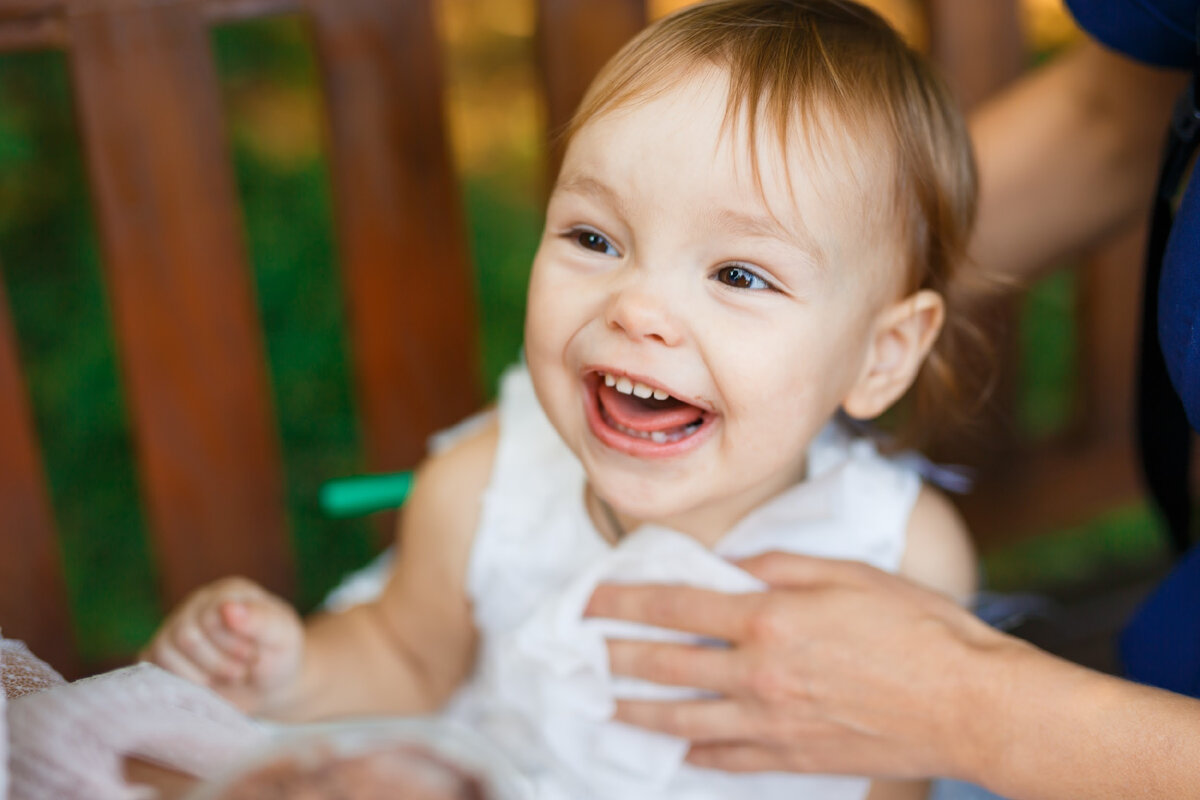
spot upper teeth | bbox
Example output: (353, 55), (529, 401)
(604, 373), (670, 401)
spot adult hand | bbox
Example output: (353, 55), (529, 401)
(585, 552), (1022, 782)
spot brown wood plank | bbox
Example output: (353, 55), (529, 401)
(535, 0), (645, 180)
(305, 0), (482, 476)
(924, 0), (1026, 458)
(1078, 223), (1145, 434)
(203, 0), (300, 24)
(925, 0), (1024, 112)
(66, 3), (293, 606)
(0, 278), (77, 675)
(0, 7), (66, 52)
(962, 435), (1142, 549)
(0, 0), (63, 19)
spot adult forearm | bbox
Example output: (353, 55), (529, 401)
(969, 42), (1186, 285)
(960, 637), (1200, 800)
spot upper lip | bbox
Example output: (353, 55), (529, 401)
(584, 366), (716, 414)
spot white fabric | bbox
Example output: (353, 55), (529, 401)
(440, 365), (922, 800)
(321, 364), (922, 798)
(2, 632), (69, 800)
(6, 662), (269, 800)
(0, 639), (65, 701)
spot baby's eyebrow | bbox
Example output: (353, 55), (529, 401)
(553, 173), (631, 220)
(711, 207), (826, 269)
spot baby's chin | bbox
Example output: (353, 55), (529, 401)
(588, 475), (723, 539)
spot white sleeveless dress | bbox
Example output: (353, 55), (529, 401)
(433, 365), (922, 800)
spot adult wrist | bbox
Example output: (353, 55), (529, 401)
(938, 620), (1037, 786)
(960, 635), (1111, 800)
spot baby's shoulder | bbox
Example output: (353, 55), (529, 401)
(897, 484), (977, 604)
(411, 411), (499, 519)
(399, 412), (499, 558)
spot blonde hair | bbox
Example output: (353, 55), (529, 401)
(562, 0), (991, 445)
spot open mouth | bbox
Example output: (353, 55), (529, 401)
(583, 370), (716, 457)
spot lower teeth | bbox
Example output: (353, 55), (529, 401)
(608, 417), (701, 443)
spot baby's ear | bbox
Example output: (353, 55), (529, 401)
(841, 290), (944, 420)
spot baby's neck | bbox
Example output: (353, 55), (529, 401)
(584, 459), (810, 549)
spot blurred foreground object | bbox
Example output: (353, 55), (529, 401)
(319, 471), (413, 518)
(190, 719), (529, 800)
(2, 631), (267, 800)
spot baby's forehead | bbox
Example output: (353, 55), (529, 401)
(565, 72), (903, 275)
(581, 65), (897, 213)
(696, 69), (901, 249)
(619, 66), (892, 191)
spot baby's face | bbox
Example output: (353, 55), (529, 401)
(525, 68), (903, 542)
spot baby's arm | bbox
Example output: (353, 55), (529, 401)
(867, 484), (978, 800)
(143, 417), (500, 722)
(282, 419), (498, 720)
(896, 484), (978, 604)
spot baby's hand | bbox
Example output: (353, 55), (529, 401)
(139, 577), (303, 715)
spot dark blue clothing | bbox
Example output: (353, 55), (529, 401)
(1066, 0), (1200, 696)
(1068, 0), (1200, 431)
(1066, 0), (1196, 69)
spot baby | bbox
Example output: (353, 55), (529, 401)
(144, 2), (983, 798)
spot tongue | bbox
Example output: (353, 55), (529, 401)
(598, 383), (704, 432)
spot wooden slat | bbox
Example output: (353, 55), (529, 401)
(536, 0), (645, 180)
(0, 0), (308, 56)
(961, 435), (1142, 547)
(958, 221), (1148, 544)
(66, 2), (293, 606)
(925, 0), (1024, 112)
(0, 12), (65, 51)
(305, 0), (481, 475)
(0, 278), (77, 676)
(0, 0), (63, 19)
(1078, 223), (1145, 434)
(203, 0), (300, 24)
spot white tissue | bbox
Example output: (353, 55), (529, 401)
(465, 526), (764, 798)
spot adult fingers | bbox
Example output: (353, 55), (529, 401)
(613, 698), (755, 742)
(686, 742), (791, 773)
(688, 741), (910, 779)
(736, 551), (879, 589)
(607, 639), (744, 694)
(585, 584), (763, 641)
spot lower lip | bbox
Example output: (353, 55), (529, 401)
(581, 374), (717, 459)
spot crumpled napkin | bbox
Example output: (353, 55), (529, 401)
(5, 659), (269, 800)
(481, 526), (764, 797)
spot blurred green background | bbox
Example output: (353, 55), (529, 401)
(0, 0), (1167, 665)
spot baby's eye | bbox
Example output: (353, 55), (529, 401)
(714, 264), (771, 290)
(569, 228), (618, 256)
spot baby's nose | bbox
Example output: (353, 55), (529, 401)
(603, 284), (684, 347)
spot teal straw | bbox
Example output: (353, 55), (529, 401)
(319, 471), (414, 518)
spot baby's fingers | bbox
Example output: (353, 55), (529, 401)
(200, 604), (255, 662)
(219, 597), (299, 652)
(168, 621), (252, 683)
(146, 642), (214, 687)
